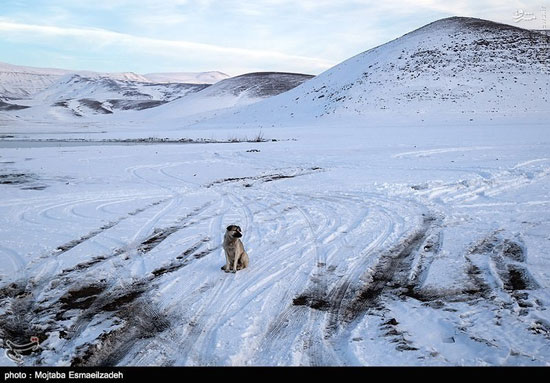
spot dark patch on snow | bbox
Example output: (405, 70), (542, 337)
(138, 227), (181, 254)
(151, 238), (214, 277)
(505, 265), (537, 291)
(292, 215), (441, 338)
(0, 282), (27, 301)
(0, 172), (35, 185)
(60, 256), (108, 275)
(292, 294), (330, 311)
(529, 320), (550, 339)
(100, 289), (146, 312)
(468, 234), (538, 293)
(339, 228), (428, 323)
(206, 167), (323, 188)
(0, 283), (48, 357)
(107, 99), (167, 111)
(21, 185), (47, 190)
(0, 171), (47, 190)
(79, 99), (113, 114)
(379, 316), (419, 352)
(0, 100), (29, 111)
(57, 283), (107, 313)
(212, 72), (314, 98)
(502, 239), (525, 262)
(136, 202), (215, 255)
(70, 292), (169, 366)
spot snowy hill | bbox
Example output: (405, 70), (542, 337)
(4, 74), (209, 120)
(206, 17), (550, 127)
(143, 71), (230, 84)
(0, 68), (312, 121)
(38, 74), (208, 103)
(142, 72), (314, 122)
(39, 74), (208, 116)
(0, 62), (226, 103)
(0, 62), (70, 99)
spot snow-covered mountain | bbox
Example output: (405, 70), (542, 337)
(0, 61), (314, 120)
(205, 17), (550, 127)
(3, 75), (210, 119)
(143, 71), (230, 84)
(0, 61), (227, 102)
(38, 74), (209, 117)
(0, 62), (70, 99)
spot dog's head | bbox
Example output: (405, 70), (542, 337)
(226, 225), (243, 238)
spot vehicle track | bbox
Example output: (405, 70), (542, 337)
(193, 191), (320, 365)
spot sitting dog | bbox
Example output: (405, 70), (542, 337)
(221, 225), (249, 273)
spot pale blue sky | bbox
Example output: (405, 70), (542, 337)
(0, 1), (547, 76)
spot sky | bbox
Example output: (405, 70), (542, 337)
(0, 1), (547, 76)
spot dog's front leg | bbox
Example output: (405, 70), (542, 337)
(223, 251), (231, 272)
(231, 252), (240, 273)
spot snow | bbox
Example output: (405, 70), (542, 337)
(137, 72), (314, 124)
(0, 69), (311, 123)
(143, 72), (230, 85)
(0, 16), (549, 366)
(0, 61), (228, 104)
(1, 121), (549, 366)
(195, 17), (550, 129)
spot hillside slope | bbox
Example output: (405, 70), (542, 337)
(141, 72), (314, 122)
(201, 17), (550, 127)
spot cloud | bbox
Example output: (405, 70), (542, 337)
(1, 1), (543, 74)
(0, 20), (336, 74)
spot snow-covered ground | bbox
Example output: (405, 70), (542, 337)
(0, 118), (549, 366)
(0, 16), (549, 366)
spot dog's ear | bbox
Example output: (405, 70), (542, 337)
(226, 225), (234, 231)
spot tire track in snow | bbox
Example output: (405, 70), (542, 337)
(0, 244), (27, 280)
(412, 160), (550, 205)
(283, 192), (365, 366)
(2, 161), (222, 366)
(140, 184), (319, 366)
(13, 152), (433, 366)
(247, 192), (350, 364)
(173, 193), (233, 365)
(192, 191), (320, 365)
(319, 198), (398, 336)
(286, 192), (433, 364)
(242, 190), (418, 365)
(174, 191), (304, 364)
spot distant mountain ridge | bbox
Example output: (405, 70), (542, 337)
(143, 72), (230, 85)
(0, 61), (229, 99)
(0, 61), (314, 121)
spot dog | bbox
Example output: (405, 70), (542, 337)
(221, 225), (249, 273)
